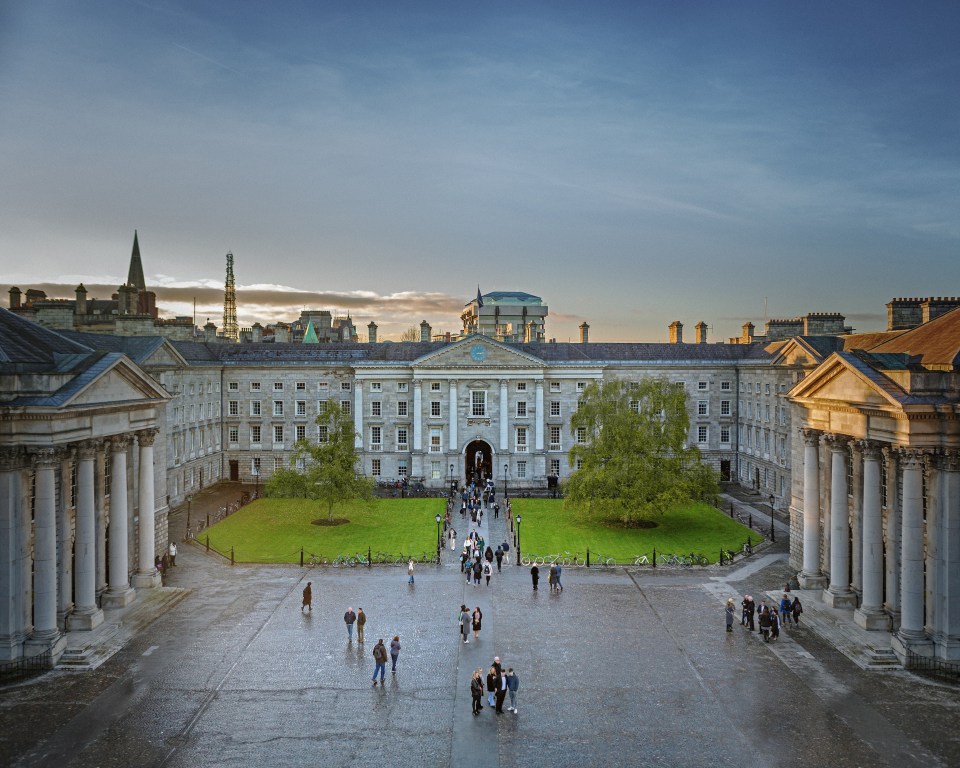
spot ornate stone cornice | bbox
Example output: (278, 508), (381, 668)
(943, 449), (960, 472)
(76, 440), (100, 461)
(823, 433), (850, 451)
(801, 428), (822, 446)
(0, 446), (27, 472)
(136, 429), (158, 447)
(894, 446), (926, 469)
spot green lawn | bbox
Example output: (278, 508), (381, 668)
(512, 499), (758, 563)
(197, 497), (445, 563)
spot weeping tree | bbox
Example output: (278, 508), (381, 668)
(566, 378), (718, 525)
(266, 405), (374, 523)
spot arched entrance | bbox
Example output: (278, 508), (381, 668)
(464, 439), (493, 486)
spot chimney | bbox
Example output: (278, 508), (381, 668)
(368, 321), (378, 344)
(419, 320), (431, 342)
(75, 284), (88, 316)
(204, 320), (218, 342)
(695, 321), (707, 344)
(579, 322), (590, 344)
(741, 322), (755, 343)
(273, 323), (290, 343)
(9, 286), (21, 309)
(251, 322), (263, 343)
(668, 321), (683, 344)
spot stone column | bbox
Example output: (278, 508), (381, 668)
(882, 448), (901, 623)
(133, 430), (161, 589)
(103, 437), (135, 607)
(499, 380), (509, 451)
(924, 454), (940, 637)
(24, 448), (65, 658)
(892, 449), (932, 659)
(448, 380), (458, 451)
(95, 448), (107, 598)
(855, 442), (888, 629)
(534, 381), (545, 451)
(67, 441), (104, 630)
(0, 449), (25, 660)
(57, 451), (74, 626)
(353, 384), (363, 449)
(412, 380), (422, 452)
(849, 441), (863, 596)
(938, 451), (960, 659)
(823, 434), (855, 607)
(799, 428), (826, 588)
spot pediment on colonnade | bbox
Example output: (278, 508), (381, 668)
(413, 334), (545, 371)
(768, 337), (834, 368)
(60, 354), (171, 409)
(788, 352), (907, 411)
(139, 339), (189, 369)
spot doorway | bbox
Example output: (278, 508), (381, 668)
(720, 460), (731, 482)
(229, 460), (239, 482)
(464, 440), (493, 485)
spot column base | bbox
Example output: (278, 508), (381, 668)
(102, 587), (136, 608)
(854, 607), (891, 631)
(24, 632), (67, 667)
(66, 607), (105, 631)
(934, 636), (960, 662)
(822, 588), (857, 609)
(132, 570), (161, 589)
(891, 631), (933, 664)
(0, 635), (26, 662)
(799, 572), (827, 589)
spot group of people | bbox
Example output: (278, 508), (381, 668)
(371, 635), (401, 684)
(470, 656), (520, 715)
(460, 538), (509, 587)
(728, 591), (803, 642)
(154, 541), (178, 578)
(528, 562), (562, 592)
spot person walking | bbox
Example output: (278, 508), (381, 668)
(169, 541), (177, 566)
(302, 582), (312, 612)
(555, 563), (563, 592)
(344, 607), (357, 640)
(372, 639), (387, 684)
(357, 607), (366, 643)
(486, 666), (497, 708)
(495, 546), (504, 573)
(725, 598), (735, 631)
(483, 561), (492, 586)
(548, 564), (557, 592)
(390, 635), (401, 672)
(449, 528), (457, 551)
(495, 666), (508, 714)
(494, 502), (500, 520)
(472, 606), (483, 640)
(459, 604), (471, 643)
(770, 608), (781, 641)
(780, 594), (793, 625)
(758, 606), (772, 642)
(530, 564), (539, 591)
(470, 669), (484, 715)
(792, 596), (803, 625)
(506, 668), (520, 713)
(472, 559), (482, 587)
(408, 558), (415, 584)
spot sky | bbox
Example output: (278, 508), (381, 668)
(1, 1), (959, 342)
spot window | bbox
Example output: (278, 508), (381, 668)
(698, 381), (708, 390)
(517, 461), (527, 479)
(549, 426), (561, 451)
(317, 425), (328, 443)
(296, 381), (306, 391)
(471, 390), (486, 417)
(576, 427), (587, 444)
(318, 381), (329, 391)
(397, 428), (408, 450)
(755, 383), (761, 393)
(430, 400), (441, 417)
(550, 459), (561, 476)
(370, 382), (381, 392)
(516, 382), (527, 392)
(550, 401), (561, 417)
(577, 382), (586, 391)
(720, 427), (730, 444)
(372, 459), (381, 477)
(296, 425), (306, 442)
(629, 399), (640, 413)
(397, 400), (408, 417)
(273, 401), (284, 417)
(228, 400), (239, 416)
(430, 427), (442, 453)
(398, 461), (407, 477)
(274, 382), (283, 392)
(764, 405), (770, 422)
(296, 400), (306, 416)
(252, 457), (261, 474)
(516, 427), (527, 452)
(228, 427), (239, 444)
(397, 382), (408, 392)
(430, 382), (441, 392)
(250, 400), (261, 416)
(575, 458), (583, 471)
(721, 381), (731, 391)
(251, 425), (262, 445)
(720, 400), (731, 416)
(317, 399), (328, 414)
(339, 400), (351, 415)
(431, 461), (441, 479)
(675, 381), (685, 390)
(228, 381), (239, 391)
(341, 382), (352, 391)
(765, 383), (771, 394)
(273, 425), (284, 444)
(516, 401), (527, 417)
(549, 382), (561, 393)
(371, 401), (382, 417)
(370, 426), (382, 449)
(697, 400), (709, 416)
(697, 426), (708, 443)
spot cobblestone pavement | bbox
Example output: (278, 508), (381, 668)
(2, 489), (959, 768)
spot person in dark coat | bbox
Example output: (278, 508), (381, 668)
(470, 668), (484, 715)
(495, 546), (504, 573)
(472, 559), (482, 587)
(792, 596), (803, 625)
(725, 598), (735, 631)
(485, 546), (494, 564)
(390, 635), (401, 672)
(302, 582), (312, 612)
(472, 606), (483, 640)
(486, 666), (497, 708)
(530, 564), (539, 591)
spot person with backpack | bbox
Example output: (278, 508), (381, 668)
(371, 639), (387, 684)
(792, 596), (804, 625)
(483, 561), (493, 586)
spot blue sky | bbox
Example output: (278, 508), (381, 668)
(1, 1), (958, 341)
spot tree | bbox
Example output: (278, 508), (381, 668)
(399, 326), (420, 342)
(565, 378), (718, 524)
(266, 405), (374, 522)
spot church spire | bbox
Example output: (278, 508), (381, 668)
(127, 230), (146, 291)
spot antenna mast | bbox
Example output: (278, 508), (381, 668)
(223, 252), (239, 341)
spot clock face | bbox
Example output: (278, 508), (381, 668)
(470, 344), (486, 362)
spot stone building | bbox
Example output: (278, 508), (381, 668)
(460, 291), (548, 343)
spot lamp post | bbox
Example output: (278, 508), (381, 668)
(449, 463), (454, 497)
(252, 466), (260, 498)
(769, 494), (776, 542)
(186, 493), (193, 532)
(504, 463), (509, 500)
(435, 513), (442, 562)
(515, 514), (522, 565)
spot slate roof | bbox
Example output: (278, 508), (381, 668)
(866, 307), (960, 369)
(0, 307), (92, 367)
(58, 330), (167, 365)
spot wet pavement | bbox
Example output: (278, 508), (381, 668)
(2, 485), (959, 768)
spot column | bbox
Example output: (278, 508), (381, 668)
(353, 384), (363, 449)
(57, 451), (74, 625)
(938, 451), (960, 659)
(133, 430), (160, 589)
(534, 380), (544, 451)
(849, 441), (863, 596)
(67, 441), (104, 630)
(103, 437), (135, 607)
(24, 448), (65, 658)
(823, 434), (855, 607)
(924, 454), (940, 637)
(882, 448), (901, 622)
(499, 380), (509, 451)
(95, 447), (107, 598)
(412, 380), (422, 452)
(799, 428), (826, 588)
(892, 449), (932, 659)
(0, 449), (25, 660)
(855, 441), (889, 629)
(448, 380), (458, 451)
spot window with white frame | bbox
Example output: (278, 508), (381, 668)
(431, 382), (441, 392)
(296, 425), (306, 442)
(431, 400), (441, 417)
(515, 427), (527, 452)
(517, 461), (527, 479)
(549, 425), (561, 451)
(274, 457), (284, 470)
(720, 400), (730, 416)
(273, 400), (284, 416)
(341, 400), (351, 415)
(371, 400), (381, 417)
(516, 401), (527, 417)
(697, 400), (709, 416)
(720, 427), (731, 443)
(252, 457), (261, 474)
(317, 399), (328, 414)
(318, 381), (329, 391)
(550, 401), (561, 417)
(577, 381), (586, 391)
(755, 383), (761, 393)
(721, 381), (731, 391)
(398, 460), (408, 477)
(576, 427), (587, 444)
(765, 383), (771, 394)
(228, 427), (239, 445)
(341, 382), (352, 391)
(274, 382), (283, 392)
(697, 426), (708, 443)
(397, 400), (408, 417)
(296, 381), (306, 391)
(431, 461), (441, 479)
(370, 426), (382, 448)
(549, 382), (561, 393)
(550, 458), (560, 476)
(251, 381), (261, 392)
(765, 404), (770, 421)
(397, 428), (408, 450)
(228, 381), (239, 391)
(296, 400), (306, 416)
(397, 382), (408, 392)
(575, 458), (583, 471)
(629, 399), (640, 413)
(471, 390), (486, 416)
(317, 425), (328, 443)
(251, 425), (261, 445)
(372, 459), (381, 477)
(430, 427), (442, 453)
(370, 382), (381, 392)
(675, 381), (685, 390)
(250, 400), (261, 416)
(516, 382), (527, 392)
(228, 400), (239, 416)
(273, 425), (284, 444)
(698, 381), (708, 390)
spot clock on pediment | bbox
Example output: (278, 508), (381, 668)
(470, 344), (486, 362)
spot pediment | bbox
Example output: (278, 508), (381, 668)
(63, 357), (171, 407)
(141, 340), (188, 368)
(769, 338), (824, 368)
(414, 335), (544, 370)
(789, 353), (904, 409)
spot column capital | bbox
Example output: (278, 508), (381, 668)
(136, 428), (159, 447)
(412, 379), (422, 389)
(894, 447), (926, 469)
(923, 449), (944, 472)
(534, 380), (544, 389)
(29, 446), (62, 469)
(942, 449), (960, 472)
(856, 439), (883, 461)
(823, 433), (850, 452)
(801, 428), (822, 446)
(0, 446), (27, 471)
(109, 434), (132, 453)
(448, 379), (458, 387)
(499, 379), (508, 387)
(76, 440), (100, 460)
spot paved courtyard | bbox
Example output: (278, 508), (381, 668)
(2, 492), (960, 768)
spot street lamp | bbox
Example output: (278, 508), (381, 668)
(504, 463), (509, 500)
(252, 466), (260, 498)
(186, 493), (193, 533)
(515, 514), (522, 565)
(449, 463), (454, 497)
(435, 513), (442, 562)
(769, 494), (776, 542)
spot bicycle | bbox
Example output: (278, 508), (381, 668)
(331, 554), (352, 567)
(633, 554), (651, 566)
(590, 553), (615, 568)
(351, 552), (369, 567)
(307, 552), (326, 566)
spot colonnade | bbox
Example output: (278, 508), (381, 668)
(0, 429), (159, 663)
(799, 429), (960, 660)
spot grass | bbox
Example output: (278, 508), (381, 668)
(512, 499), (758, 563)
(197, 497), (445, 564)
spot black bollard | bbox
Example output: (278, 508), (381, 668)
(729, 503), (734, 517)
(586, 549), (590, 568)
(300, 547), (304, 567)
(652, 547), (656, 569)
(205, 535), (209, 553)
(749, 514), (753, 530)
(368, 546), (372, 569)
(230, 546), (235, 565)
